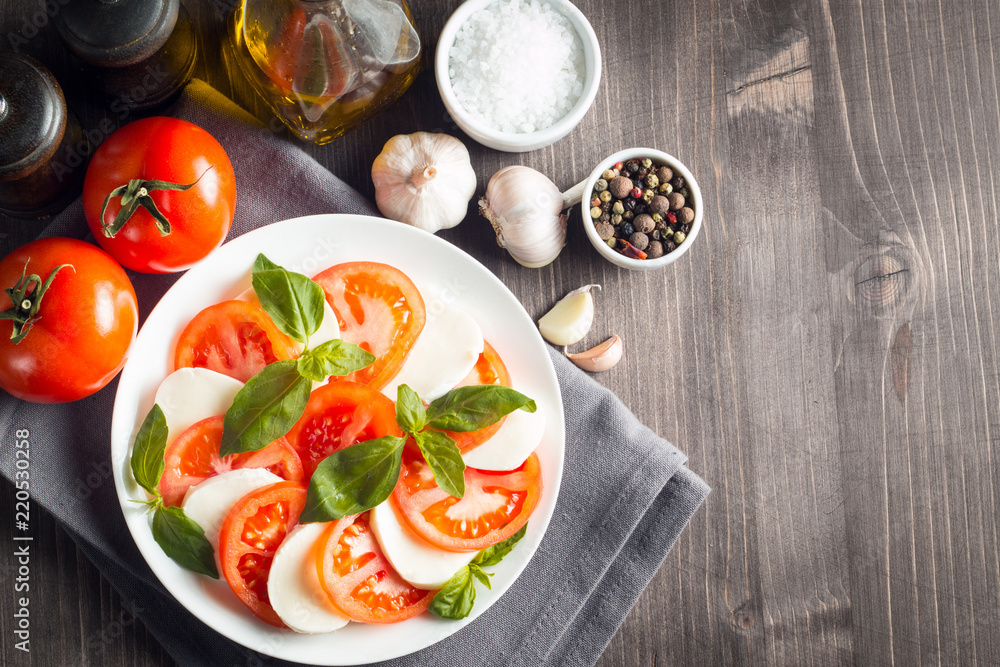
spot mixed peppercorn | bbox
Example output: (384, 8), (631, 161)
(589, 157), (695, 260)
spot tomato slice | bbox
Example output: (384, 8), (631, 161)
(285, 380), (402, 478)
(219, 481), (307, 627)
(312, 262), (425, 389)
(316, 513), (433, 623)
(445, 341), (512, 454)
(392, 448), (542, 552)
(158, 415), (304, 506)
(174, 300), (296, 382)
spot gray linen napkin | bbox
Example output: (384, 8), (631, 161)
(0, 80), (709, 667)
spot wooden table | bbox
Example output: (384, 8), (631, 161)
(3, 0), (999, 664)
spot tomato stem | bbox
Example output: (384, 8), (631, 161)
(0, 260), (73, 344)
(100, 166), (216, 239)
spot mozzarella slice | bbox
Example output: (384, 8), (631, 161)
(181, 469), (282, 553)
(154, 367), (244, 444)
(461, 407), (546, 471)
(381, 303), (484, 402)
(268, 523), (350, 633)
(235, 287), (341, 352)
(370, 500), (476, 590)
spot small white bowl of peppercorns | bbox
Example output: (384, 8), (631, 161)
(580, 148), (702, 270)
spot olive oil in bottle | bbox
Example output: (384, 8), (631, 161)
(227, 0), (421, 144)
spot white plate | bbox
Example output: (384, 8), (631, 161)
(110, 214), (565, 665)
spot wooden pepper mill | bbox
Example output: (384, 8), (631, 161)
(55, 0), (198, 110)
(0, 52), (85, 219)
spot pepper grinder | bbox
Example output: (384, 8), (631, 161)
(0, 53), (86, 219)
(56, 0), (198, 110)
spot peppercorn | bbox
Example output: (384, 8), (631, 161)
(661, 228), (673, 240)
(624, 198), (637, 212)
(623, 210), (634, 220)
(658, 182), (673, 195)
(596, 222), (615, 240)
(630, 186), (643, 199)
(671, 176), (685, 190)
(612, 200), (625, 215)
(634, 203), (648, 215)
(645, 240), (664, 259)
(634, 213), (654, 233)
(594, 178), (608, 192)
(599, 190), (613, 203)
(614, 161), (624, 171)
(645, 173), (659, 189)
(635, 168), (649, 182)
(601, 169), (616, 181)
(622, 221), (635, 236)
(681, 223), (690, 233)
(656, 166), (673, 184)
(642, 189), (655, 204)
(607, 238), (617, 249)
(609, 176), (633, 199)
(679, 206), (695, 224)
(629, 231), (649, 250)
(680, 187), (689, 199)
(673, 231), (686, 244)
(599, 211), (611, 223)
(652, 229), (660, 240)
(666, 211), (677, 225)
(590, 206), (602, 219)
(625, 159), (639, 174)
(668, 192), (685, 210)
(666, 240), (678, 252)
(641, 158), (653, 169)
(601, 199), (612, 212)
(651, 212), (663, 224)
(611, 213), (622, 225)
(648, 195), (669, 216)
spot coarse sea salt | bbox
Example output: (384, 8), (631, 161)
(448, 0), (586, 134)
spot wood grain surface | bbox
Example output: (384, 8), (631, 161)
(3, 0), (1000, 665)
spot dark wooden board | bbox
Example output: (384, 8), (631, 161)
(2, 0), (1000, 665)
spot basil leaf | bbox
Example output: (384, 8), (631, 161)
(221, 360), (312, 456)
(413, 429), (465, 498)
(426, 386), (537, 433)
(251, 253), (325, 344)
(131, 404), (168, 497)
(299, 436), (406, 522)
(151, 505), (219, 579)
(297, 339), (375, 382)
(469, 563), (493, 589)
(429, 565), (476, 619)
(474, 523), (528, 567)
(395, 384), (427, 434)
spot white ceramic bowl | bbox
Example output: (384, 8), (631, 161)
(435, 0), (602, 153)
(581, 148), (703, 271)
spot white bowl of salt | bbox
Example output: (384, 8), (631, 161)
(435, 0), (602, 153)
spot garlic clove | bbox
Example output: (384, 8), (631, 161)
(538, 284), (600, 346)
(565, 335), (623, 372)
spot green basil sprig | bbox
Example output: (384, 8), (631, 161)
(130, 405), (218, 579)
(430, 524), (528, 620)
(299, 382), (535, 523)
(220, 255), (374, 456)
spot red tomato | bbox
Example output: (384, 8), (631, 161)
(285, 380), (402, 478)
(392, 448), (542, 552)
(158, 415), (304, 506)
(312, 262), (425, 389)
(0, 238), (138, 403)
(82, 117), (237, 273)
(316, 513), (433, 623)
(445, 341), (512, 454)
(174, 300), (296, 382)
(219, 481), (306, 627)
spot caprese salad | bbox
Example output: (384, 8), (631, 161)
(128, 255), (546, 630)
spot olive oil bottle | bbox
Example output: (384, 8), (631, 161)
(226, 0), (421, 144)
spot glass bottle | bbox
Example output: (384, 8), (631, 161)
(227, 0), (421, 144)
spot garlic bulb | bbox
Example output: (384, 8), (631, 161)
(538, 284), (600, 346)
(372, 133), (477, 233)
(479, 166), (567, 267)
(566, 335), (623, 372)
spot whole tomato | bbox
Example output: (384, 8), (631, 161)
(0, 238), (139, 403)
(83, 117), (237, 273)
